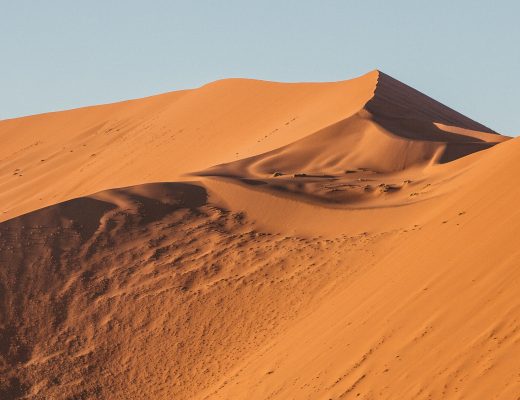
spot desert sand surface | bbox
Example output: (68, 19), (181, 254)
(0, 70), (518, 399)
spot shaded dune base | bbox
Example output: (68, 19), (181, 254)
(1, 183), (383, 399)
(1, 71), (519, 399)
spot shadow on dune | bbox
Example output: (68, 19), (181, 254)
(0, 181), (209, 398)
(366, 71), (497, 134)
(1, 182), (208, 241)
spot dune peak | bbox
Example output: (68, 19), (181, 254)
(363, 70), (497, 134)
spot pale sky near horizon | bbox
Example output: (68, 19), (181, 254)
(1, 1), (518, 135)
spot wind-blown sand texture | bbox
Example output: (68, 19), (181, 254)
(0, 70), (518, 399)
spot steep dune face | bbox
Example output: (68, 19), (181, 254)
(1, 71), (519, 399)
(365, 71), (497, 133)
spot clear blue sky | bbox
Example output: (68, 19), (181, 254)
(1, 1), (518, 135)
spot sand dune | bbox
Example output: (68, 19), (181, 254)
(0, 71), (380, 222)
(198, 72), (506, 206)
(0, 71), (519, 399)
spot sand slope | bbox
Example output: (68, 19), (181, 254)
(0, 71), (519, 399)
(0, 71), (380, 222)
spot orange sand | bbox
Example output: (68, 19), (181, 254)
(0, 71), (518, 399)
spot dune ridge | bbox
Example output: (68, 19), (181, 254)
(366, 71), (496, 133)
(1, 71), (519, 399)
